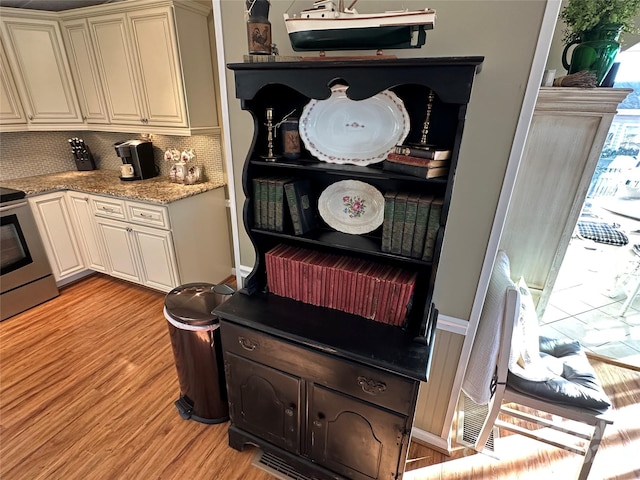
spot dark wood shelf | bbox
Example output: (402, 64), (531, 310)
(214, 292), (436, 381)
(249, 158), (449, 184)
(252, 228), (433, 266)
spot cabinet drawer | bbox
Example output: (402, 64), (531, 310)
(126, 202), (169, 229)
(92, 197), (126, 220)
(220, 321), (416, 415)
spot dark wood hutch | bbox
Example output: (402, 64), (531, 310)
(214, 57), (483, 480)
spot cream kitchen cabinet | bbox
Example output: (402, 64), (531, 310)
(28, 192), (87, 283)
(27, 186), (231, 292)
(60, 19), (109, 125)
(68, 0), (218, 135)
(0, 10), (83, 129)
(95, 216), (179, 291)
(66, 192), (109, 273)
(0, 38), (26, 128)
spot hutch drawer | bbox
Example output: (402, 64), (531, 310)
(221, 320), (416, 416)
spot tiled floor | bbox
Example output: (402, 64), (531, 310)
(541, 235), (640, 368)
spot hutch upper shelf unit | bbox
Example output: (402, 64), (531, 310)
(215, 57), (483, 480)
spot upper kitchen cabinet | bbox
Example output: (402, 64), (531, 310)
(0, 10), (84, 129)
(62, 0), (219, 135)
(0, 38), (26, 128)
(60, 19), (110, 124)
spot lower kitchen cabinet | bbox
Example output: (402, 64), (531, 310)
(219, 319), (416, 480)
(95, 216), (179, 291)
(95, 217), (141, 284)
(66, 191), (108, 273)
(28, 191), (86, 282)
(27, 186), (231, 291)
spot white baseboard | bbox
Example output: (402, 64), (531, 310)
(410, 427), (451, 454)
(56, 269), (94, 288)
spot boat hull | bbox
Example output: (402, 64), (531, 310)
(287, 24), (430, 51)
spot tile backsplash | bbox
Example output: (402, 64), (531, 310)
(0, 130), (226, 184)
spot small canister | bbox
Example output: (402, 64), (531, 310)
(281, 117), (301, 160)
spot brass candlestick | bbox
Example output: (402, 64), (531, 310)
(413, 90), (436, 147)
(261, 108), (280, 161)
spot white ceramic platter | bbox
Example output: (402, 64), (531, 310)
(300, 85), (410, 166)
(318, 180), (384, 235)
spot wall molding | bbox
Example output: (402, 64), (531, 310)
(212, 0), (243, 291)
(435, 314), (468, 335)
(410, 427), (451, 455)
(437, 0), (563, 444)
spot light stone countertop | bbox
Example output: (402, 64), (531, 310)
(0, 170), (226, 205)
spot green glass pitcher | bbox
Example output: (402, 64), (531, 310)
(562, 24), (622, 86)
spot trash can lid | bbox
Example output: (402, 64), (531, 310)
(164, 283), (234, 327)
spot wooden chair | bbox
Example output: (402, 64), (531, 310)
(473, 286), (614, 480)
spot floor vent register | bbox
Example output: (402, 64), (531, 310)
(457, 393), (497, 452)
(251, 450), (317, 480)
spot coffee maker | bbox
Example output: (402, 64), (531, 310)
(114, 140), (157, 181)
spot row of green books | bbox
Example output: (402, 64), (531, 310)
(381, 193), (443, 261)
(252, 176), (317, 234)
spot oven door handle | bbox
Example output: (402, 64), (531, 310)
(0, 201), (29, 213)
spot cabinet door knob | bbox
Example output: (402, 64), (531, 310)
(312, 420), (322, 428)
(238, 336), (258, 351)
(126, 226), (132, 233)
(285, 407), (294, 417)
(28, 114), (33, 120)
(357, 376), (387, 395)
(84, 197), (89, 202)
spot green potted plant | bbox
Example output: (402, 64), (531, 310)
(560, 0), (640, 85)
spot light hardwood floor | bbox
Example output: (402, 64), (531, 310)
(1, 274), (638, 480)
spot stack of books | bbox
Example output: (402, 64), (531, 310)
(381, 193), (443, 261)
(383, 145), (452, 179)
(265, 244), (416, 327)
(252, 177), (317, 234)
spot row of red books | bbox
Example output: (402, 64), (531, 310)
(265, 244), (417, 327)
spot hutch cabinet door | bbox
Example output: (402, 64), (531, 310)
(308, 384), (408, 480)
(226, 353), (302, 454)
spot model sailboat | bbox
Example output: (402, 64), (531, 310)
(283, 0), (436, 51)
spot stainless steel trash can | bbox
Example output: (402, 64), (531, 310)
(164, 282), (234, 424)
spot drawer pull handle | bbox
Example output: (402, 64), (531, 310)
(101, 206), (115, 213)
(139, 213), (153, 218)
(238, 336), (258, 351)
(357, 376), (387, 395)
